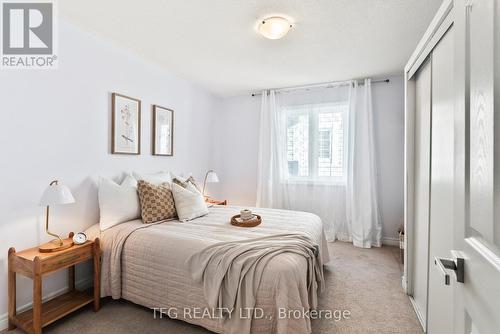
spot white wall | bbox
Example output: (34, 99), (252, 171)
(0, 18), (405, 326)
(212, 76), (405, 244)
(371, 76), (405, 243)
(0, 20), (219, 325)
(210, 96), (261, 204)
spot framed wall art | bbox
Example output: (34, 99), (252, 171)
(111, 93), (141, 154)
(152, 105), (173, 156)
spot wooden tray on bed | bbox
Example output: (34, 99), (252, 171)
(230, 214), (262, 227)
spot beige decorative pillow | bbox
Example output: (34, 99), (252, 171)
(137, 180), (177, 224)
(172, 176), (201, 192)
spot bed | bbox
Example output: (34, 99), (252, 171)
(85, 205), (330, 334)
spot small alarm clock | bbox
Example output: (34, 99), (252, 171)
(73, 232), (87, 245)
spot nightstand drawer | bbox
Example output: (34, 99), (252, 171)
(41, 245), (93, 274)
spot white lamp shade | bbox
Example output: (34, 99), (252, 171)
(40, 183), (75, 206)
(206, 171), (219, 183)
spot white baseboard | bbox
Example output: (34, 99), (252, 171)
(0, 277), (92, 332)
(382, 237), (400, 247)
(409, 295), (426, 332)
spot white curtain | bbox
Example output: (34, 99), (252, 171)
(256, 79), (382, 248)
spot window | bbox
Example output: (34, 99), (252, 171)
(285, 102), (348, 183)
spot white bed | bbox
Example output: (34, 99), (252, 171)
(85, 205), (330, 334)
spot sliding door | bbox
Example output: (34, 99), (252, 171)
(427, 26), (455, 334)
(412, 58), (432, 327)
(410, 27), (456, 333)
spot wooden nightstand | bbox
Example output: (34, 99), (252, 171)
(205, 197), (227, 206)
(8, 233), (101, 334)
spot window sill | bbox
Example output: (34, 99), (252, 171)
(282, 179), (346, 187)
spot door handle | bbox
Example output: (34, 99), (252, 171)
(434, 251), (465, 285)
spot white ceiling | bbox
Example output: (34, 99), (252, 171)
(60, 0), (442, 97)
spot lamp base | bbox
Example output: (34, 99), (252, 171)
(39, 239), (74, 253)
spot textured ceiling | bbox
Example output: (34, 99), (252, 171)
(60, 0), (442, 97)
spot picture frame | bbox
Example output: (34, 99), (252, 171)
(111, 93), (141, 155)
(152, 105), (174, 156)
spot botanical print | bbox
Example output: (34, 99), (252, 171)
(112, 94), (140, 154)
(118, 103), (136, 149)
(153, 106), (173, 156)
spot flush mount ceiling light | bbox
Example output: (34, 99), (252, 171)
(258, 16), (293, 40)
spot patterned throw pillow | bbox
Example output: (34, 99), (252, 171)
(172, 176), (201, 192)
(137, 180), (177, 223)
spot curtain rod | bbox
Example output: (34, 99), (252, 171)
(250, 78), (390, 97)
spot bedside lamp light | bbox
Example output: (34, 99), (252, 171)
(202, 170), (219, 197)
(39, 180), (75, 253)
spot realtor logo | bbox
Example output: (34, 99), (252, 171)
(1, 0), (57, 69)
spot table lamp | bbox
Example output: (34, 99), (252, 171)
(39, 180), (75, 253)
(202, 170), (219, 197)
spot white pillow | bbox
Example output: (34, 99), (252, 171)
(171, 182), (209, 222)
(122, 173), (138, 187)
(132, 171), (172, 185)
(98, 175), (141, 231)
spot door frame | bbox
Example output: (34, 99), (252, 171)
(403, 0), (454, 330)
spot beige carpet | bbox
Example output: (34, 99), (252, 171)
(5, 242), (422, 334)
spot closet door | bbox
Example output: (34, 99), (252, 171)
(412, 59), (432, 327)
(427, 26), (455, 334)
